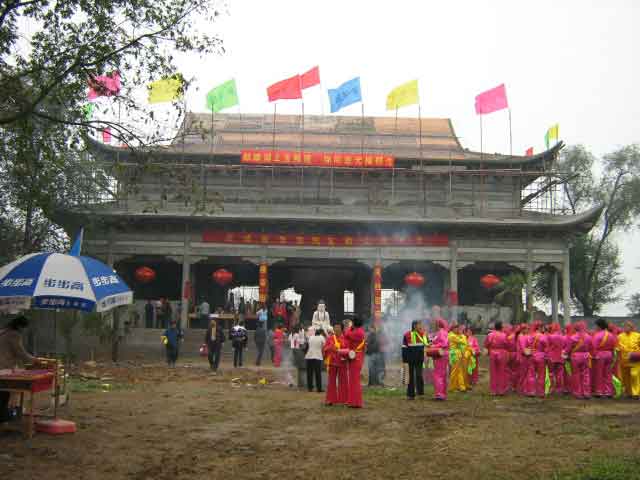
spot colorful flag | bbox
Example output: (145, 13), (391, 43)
(475, 84), (508, 115)
(69, 227), (84, 256)
(82, 103), (95, 120)
(88, 71), (121, 100)
(267, 74), (302, 102)
(328, 77), (362, 113)
(526, 147), (533, 156)
(545, 124), (559, 148)
(386, 80), (419, 110)
(102, 127), (112, 143)
(206, 79), (239, 113)
(301, 66), (320, 90)
(148, 77), (183, 104)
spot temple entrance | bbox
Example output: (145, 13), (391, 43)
(269, 259), (372, 326)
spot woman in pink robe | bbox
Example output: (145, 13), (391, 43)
(564, 321), (593, 399)
(484, 321), (509, 395)
(516, 324), (533, 395)
(545, 323), (566, 394)
(591, 318), (617, 398)
(529, 322), (549, 397)
(431, 318), (450, 400)
(563, 324), (576, 394)
(504, 325), (518, 393)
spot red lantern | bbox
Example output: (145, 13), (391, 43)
(404, 272), (425, 288)
(134, 266), (156, 283)
(212, 268), (233, 287)
(480, 274), (501, 290)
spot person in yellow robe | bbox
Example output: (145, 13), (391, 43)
(617, 321), (640, 398)
(448, 324), (470, 392)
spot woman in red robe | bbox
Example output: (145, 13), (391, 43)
(344, 316), (366, 408)
(323, 324), (349, 405)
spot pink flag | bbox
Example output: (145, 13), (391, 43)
(526, 147), (533, 156)
(475, 83), (508, 115)
(88, 72), (121, 100)
(102, 128), (112, 144)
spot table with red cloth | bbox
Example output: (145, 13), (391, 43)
(0, 369), (55, 438)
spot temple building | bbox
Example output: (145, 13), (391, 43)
(57, 113), (602, 328)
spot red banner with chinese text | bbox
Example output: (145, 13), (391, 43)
(259, 263), (269, 303)
(241, 150), (394, 169)
(373, 265), (382, 324)
(202, 231), (448, 247)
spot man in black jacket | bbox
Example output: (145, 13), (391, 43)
(205, 319), (224, 372)
(255, 326), (267, 366)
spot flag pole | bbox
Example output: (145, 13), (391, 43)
(272, 102), (277, 184)
(479, 114), (483, 161)
(508, 108), (513, 157)
(361, 102), (365, 157)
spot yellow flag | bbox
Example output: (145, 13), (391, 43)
(545, 124), (559, 148)
(386, 79), (419, 110)
(148, 77), (183, 104)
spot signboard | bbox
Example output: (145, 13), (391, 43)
(202, 231), (448, 247)
(241, 150), (394, 168)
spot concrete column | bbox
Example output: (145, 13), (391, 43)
(551, 269), (559, 323)
(526, 242), (533, 322)
(562, 248), (571, 325)
(180, 226), (191, 329)
(449, 241), (458, 322)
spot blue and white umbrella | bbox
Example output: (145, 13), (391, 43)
(0, 252), (133, 313)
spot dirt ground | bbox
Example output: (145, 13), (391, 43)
(2, 357), (640, 480)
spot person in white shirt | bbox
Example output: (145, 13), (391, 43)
(311, 300), (331, 331)
(305, 329), (326, 392)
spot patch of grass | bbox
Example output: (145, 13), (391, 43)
(69, 377), (134, 393)
(364, 386), (412, 398)
(550, 456), (640, 480)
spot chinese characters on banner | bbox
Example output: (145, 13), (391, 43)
(259, 263), (268, 303)
(241, 150), (395, 169)
(202, 231), (449, 247)
(373, 264), (382, 324)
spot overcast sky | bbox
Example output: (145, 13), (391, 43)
(172, 0), (638, 315)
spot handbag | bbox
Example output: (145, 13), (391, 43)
(199, 344), (208, 356)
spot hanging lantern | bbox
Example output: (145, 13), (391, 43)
(480, 274), (501, 290)
(404, 272), (425, 288)
(134, 266), (156, 283)
(212, 268), (233, 287)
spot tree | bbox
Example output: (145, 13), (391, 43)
(0, 0), (224, 260)
(494, 272), (526, 324)
(626, 293), (640, 317)
(534, 144), (640, 316)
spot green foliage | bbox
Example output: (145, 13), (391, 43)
(626, 293), (640, 316)
(0, 0), (224, 263)
(494, 272), (526, 324)
(550, 455), (640, 480)
(534, 144), (640, 316)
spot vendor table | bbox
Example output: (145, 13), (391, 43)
(0, 369), (55, 438)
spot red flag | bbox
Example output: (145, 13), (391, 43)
(267, 74), (302, 102)
(300, 66), (320, 89)
(475, 83), (508, 115)
(526, 147), (533, 156)
(88, 71), (121, 100)
(102, 128), (112, 143)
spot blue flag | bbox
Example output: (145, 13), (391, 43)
(328, 77), (362, 113)
(70, 227), (84, 256)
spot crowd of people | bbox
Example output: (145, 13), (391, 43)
(484, 318), (640, 400)
(163, 294), (640, 407)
